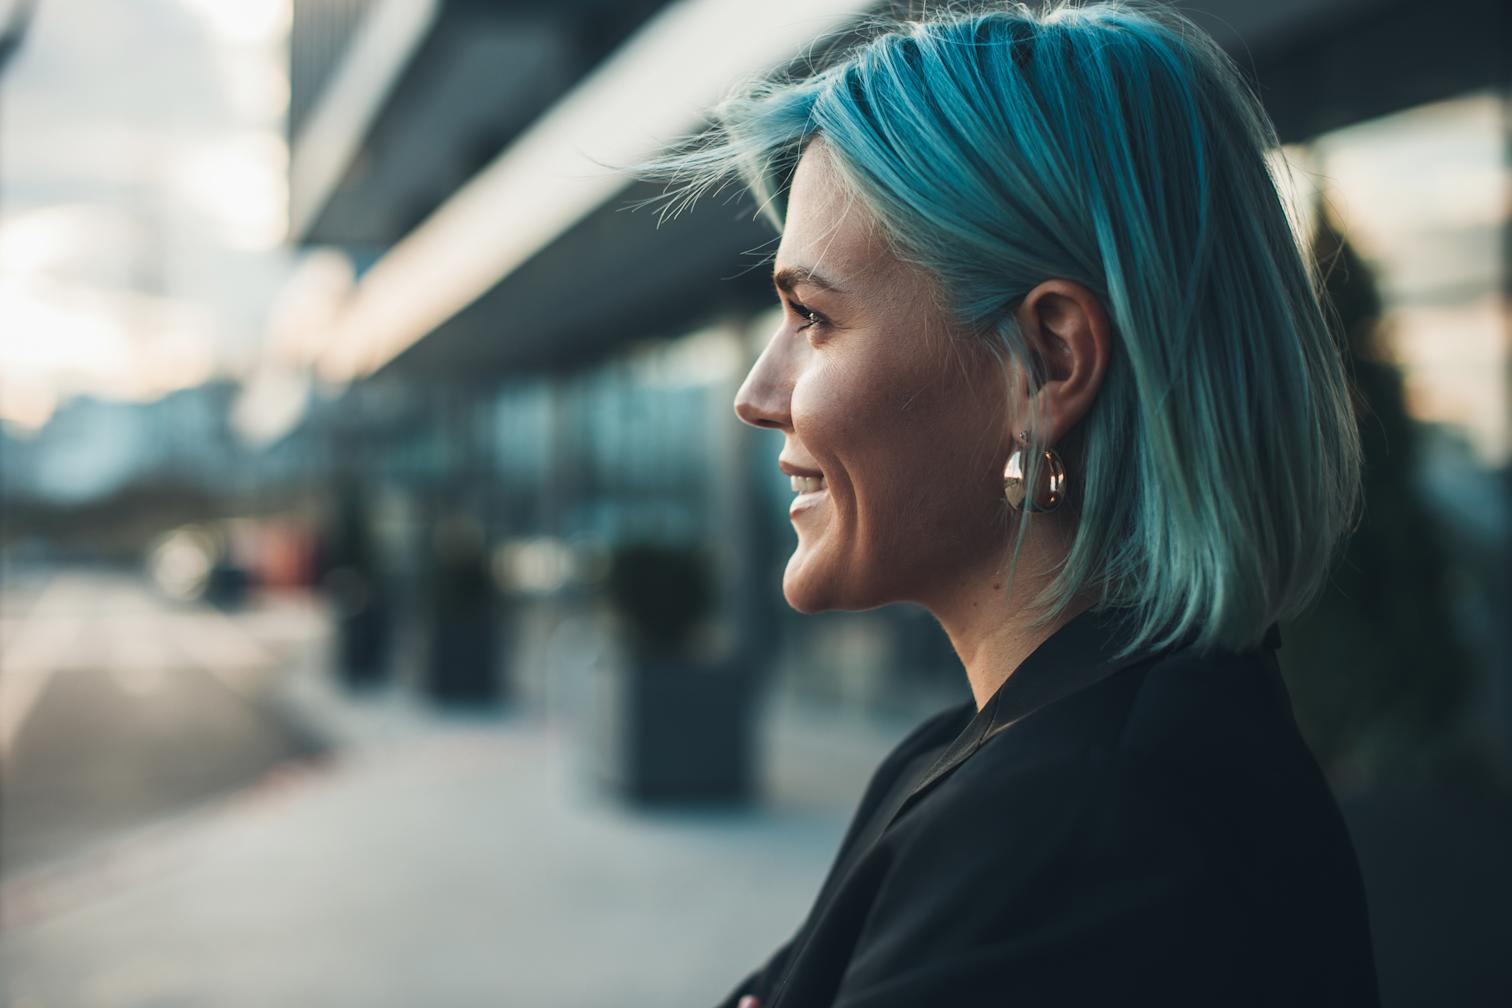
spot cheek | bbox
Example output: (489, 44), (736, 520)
(794, 357), (992, 511)
(792, 362), (901, 477)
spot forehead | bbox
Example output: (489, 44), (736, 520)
(776, 140), (890, 286)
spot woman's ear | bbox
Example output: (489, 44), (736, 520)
(1010, 279), (1112, 445)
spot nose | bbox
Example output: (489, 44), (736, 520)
(733, 331), (792, 431)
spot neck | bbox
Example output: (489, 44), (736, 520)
(926, 520), (1097, 712)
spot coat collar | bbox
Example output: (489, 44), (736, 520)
(884, 605), (1281, 830)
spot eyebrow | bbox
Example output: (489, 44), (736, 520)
(772, 265), (845, 296)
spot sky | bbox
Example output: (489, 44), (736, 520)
(0, 0), (293, 432)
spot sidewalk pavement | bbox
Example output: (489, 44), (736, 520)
(1, 600), (956, 1008)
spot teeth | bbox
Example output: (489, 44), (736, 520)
(790, 475), (826, 494)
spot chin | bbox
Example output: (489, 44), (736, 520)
(782, 550), (884, 614)
(782, 551), (837, 613)
(782, 592), (827, 615)
(781, 571), (829, 614)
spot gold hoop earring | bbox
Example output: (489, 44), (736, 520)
(1002, 430), (1066, 512)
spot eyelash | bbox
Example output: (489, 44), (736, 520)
(789, 300), (827, 333)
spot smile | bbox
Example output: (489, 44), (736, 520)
(790, 475), (827, 494)
(789, 476), (827, 519)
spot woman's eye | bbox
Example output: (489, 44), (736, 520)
(790, 301), (825, 331)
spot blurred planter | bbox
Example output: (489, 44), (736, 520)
(594, 542), (755, 805)
(420, 517), (504, 706)
(424, 609), (500, 704)
(322, 568), (390, 686)
(593, 655), (756, 804)
(325, 565), (390, 689)
(202, 557), (252, 610)
(321, 483), (391, 690)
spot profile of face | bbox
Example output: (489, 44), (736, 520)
(733, 139), (1020, 615)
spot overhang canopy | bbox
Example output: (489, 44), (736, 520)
(308, 0), (1508, 386)
(288, 0), (668, 249)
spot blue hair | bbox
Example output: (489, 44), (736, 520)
(641, 1), (1363, 659)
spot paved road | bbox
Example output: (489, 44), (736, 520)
(1, 569), (327, 877)
(3, 568), (1510, 1006)
(0, 567), (925, 1008)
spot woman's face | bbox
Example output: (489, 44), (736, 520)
(734, 140), (1016, 613)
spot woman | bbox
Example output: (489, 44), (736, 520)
(645, 2), (1379, 1005)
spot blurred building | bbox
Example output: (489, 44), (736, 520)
(0, 381), (262, 562)
(253, 0), (1510, 735)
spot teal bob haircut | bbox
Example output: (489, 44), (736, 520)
(641, 0), (1363, 659)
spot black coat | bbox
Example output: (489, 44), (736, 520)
(715, 606), (1379, 1007)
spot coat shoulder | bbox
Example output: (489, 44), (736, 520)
(873, 646), (1378, 1004)
(1118, 644), (1302, 757)
(906, 643), (1344, 876)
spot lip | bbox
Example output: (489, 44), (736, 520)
(789, 486), (827, 519)
(779, 458), (823, 478)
